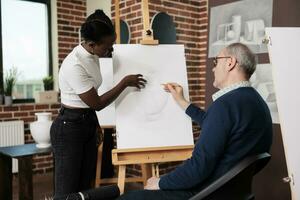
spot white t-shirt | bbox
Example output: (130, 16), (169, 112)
(59, 44), (102, 108)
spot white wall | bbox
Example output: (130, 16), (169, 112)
(87, 0), (111, 18)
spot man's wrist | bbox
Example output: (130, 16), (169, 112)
(178, 99), (190, 110)
(158, 177), (162, 189)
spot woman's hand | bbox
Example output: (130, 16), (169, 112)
(122, 74), (147, 89)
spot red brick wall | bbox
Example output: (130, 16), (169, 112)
(112, 0), (143, 44)
(0, 0), (87, 174)
(57, 0), (86, 65)
(111, 0), (209, 176)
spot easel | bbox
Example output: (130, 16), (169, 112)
(109, 0), (194, 194)
(112, 145), (193, 194)
(96, 127), (156, 186)
(95, 126), (116, 186)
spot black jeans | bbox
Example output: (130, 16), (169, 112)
(50, 106), (99, 198)
(117, 189), (196, 200)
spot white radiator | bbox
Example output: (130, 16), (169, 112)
(0, 120), (25, 173)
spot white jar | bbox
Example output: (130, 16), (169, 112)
(30, 112), (52, 148)
(231, 15), (242, 41)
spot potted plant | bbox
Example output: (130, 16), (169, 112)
(42, 76), (54, 91)
(38, 75), (58, 103)
(4, 68), (17, 106)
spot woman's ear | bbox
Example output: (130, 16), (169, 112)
(87, 41), (96, 48)
(86, 41), (96, 54)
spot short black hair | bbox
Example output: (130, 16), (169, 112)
(80, 9), (115, 43)
(86, 9), (113, 26)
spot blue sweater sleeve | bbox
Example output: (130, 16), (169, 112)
(185, 104), (206, 126)
(159, 102), (231, 190)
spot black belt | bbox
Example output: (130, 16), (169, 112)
(59, 106), (95, 115)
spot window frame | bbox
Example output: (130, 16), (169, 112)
(0, 0), (52, 97)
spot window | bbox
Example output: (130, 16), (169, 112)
(0, 0), (52, 100)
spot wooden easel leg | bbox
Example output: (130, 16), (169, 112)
(151, 164), (159, 177)
(155, 164), (160, 177)
(151, 164), (155, 177)
(141, 164), (152, 186)
(118, 165), (126, 194)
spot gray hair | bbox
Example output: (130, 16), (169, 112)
(225, 43), (257, 79)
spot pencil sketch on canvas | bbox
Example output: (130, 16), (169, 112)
(113, 44), (194, 149)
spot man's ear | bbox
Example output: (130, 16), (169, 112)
(227, 57), (237, 71)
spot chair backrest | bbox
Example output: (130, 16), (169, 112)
(189, 152), (271, 200)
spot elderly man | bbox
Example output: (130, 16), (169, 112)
(117, 43), (273, 200)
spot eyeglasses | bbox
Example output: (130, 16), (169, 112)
(213, 56), (231, 67)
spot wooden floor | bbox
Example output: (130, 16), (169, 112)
(13, 172), (54, 200)
(12, 172), (143, 200)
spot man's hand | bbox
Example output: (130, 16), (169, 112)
(162, 83), (190, 110)
(144, 177), (160, 190)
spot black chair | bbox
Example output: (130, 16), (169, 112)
(189, 153), (271, 200)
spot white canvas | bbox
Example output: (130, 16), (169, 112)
(96, 58), (115, 126)
(113, 44), (194, 149)
(266, 27), (300, 200)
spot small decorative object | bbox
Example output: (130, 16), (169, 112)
(37, 76), (58, 103)
(226, 30), (236, 40)
(244, 19), (265, 42)
(30, 112), (52, 148)
(232, 15), (242, 41)
(4, 68), (17, 106)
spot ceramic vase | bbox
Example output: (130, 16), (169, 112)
(30, 112), (52, 148)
